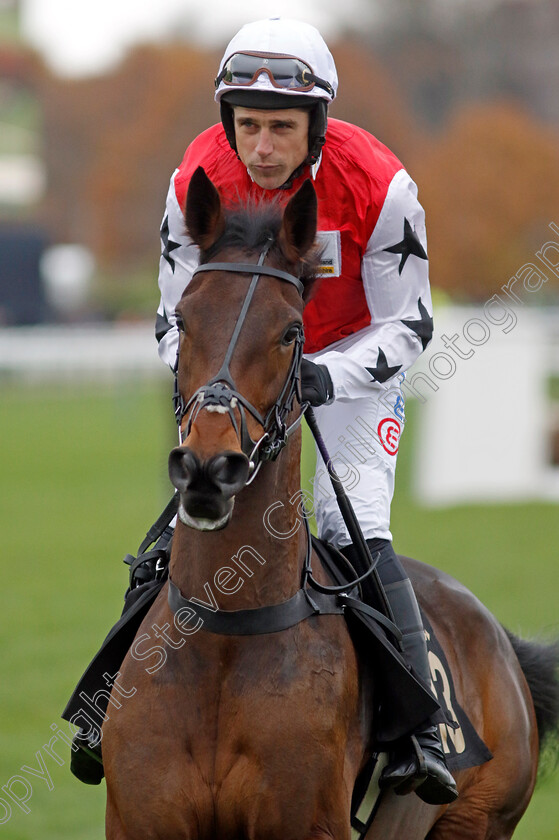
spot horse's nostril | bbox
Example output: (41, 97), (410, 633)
(207, 452), (250, 495)
(168, 447), (200, 493)
(168, 448), (249, 498)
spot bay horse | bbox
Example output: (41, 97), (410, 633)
(102, 167), (559, 839)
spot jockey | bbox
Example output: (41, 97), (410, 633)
(153, 17), (457, 805)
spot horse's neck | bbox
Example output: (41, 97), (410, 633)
(170, 437), (306, 609)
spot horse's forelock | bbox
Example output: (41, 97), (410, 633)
(198, 198), (320, 304)
(199, 199), (278, 261)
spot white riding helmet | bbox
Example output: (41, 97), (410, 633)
(215, 18), (338, 166)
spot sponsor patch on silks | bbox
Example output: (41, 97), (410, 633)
(377, 417), (401, 455)
(315, 230), (341, 276)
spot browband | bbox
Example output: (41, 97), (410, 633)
(192, 262), (304, 296)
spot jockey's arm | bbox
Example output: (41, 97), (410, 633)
(308, 169), (433, 401)
(156, 170), (200, 370)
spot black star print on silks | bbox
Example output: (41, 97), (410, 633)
(155, 310), (171, 343)
(161, 215), (181, 273)
(384, 218), (428, 275)
(365, 347), (402, 384)
(401, 297), (434, 351)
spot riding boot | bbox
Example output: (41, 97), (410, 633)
(342, 538), (458, 805)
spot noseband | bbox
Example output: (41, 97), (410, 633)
(173, 241), (307, 482)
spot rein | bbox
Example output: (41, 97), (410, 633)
(173, 241), (307, 480)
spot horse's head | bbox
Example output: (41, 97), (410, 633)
(168, 166), (318, 531)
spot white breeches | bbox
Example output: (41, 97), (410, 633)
(309, 375), (406, 549)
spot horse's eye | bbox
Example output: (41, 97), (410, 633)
(175, 314), (185, 333)
(281, 324), (303, 346)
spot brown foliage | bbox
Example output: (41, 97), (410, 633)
(39, 44), (219, 266)
(410, 102), (559, 300)
(329, 39), (422, 162)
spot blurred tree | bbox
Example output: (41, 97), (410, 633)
(464, 0), (559, 126)
(329, 39), (422, 162)
(39, 44), (219, 267)
(369, 0), (559, 130)
(410, 102), (559, 300)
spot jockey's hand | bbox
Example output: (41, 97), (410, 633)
(301, 359), (334, 407)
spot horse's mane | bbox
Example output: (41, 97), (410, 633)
(198, 199), (321, 302)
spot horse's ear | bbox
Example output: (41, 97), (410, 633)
(185, 166), (226, 251)
(278, 179), (318, 264)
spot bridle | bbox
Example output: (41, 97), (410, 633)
(173, 240), (308, 484)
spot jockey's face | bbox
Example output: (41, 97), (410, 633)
(233, 106), (310, 190)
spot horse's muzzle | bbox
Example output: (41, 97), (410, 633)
(168, 447), (250, 531)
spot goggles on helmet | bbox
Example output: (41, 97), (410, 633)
(215, 51), (335, 98)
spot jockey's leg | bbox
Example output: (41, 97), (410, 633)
(309, 378), (457, 805)
(342, 538), (458, 804)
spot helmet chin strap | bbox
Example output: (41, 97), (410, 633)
(274, 156), (316, 191)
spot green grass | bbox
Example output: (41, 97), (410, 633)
(1, 382), (558, 838)
(0, 379), (173, 839)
